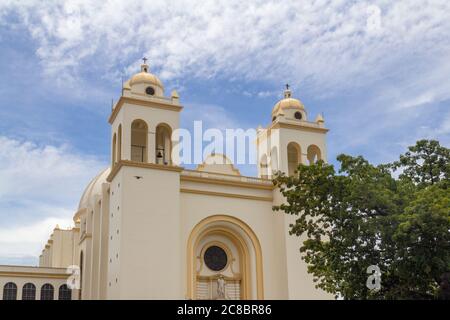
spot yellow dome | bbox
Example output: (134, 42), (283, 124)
(272, 87), (305, 117)
(128, 63), (164, 89)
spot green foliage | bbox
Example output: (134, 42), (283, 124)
(273, 140), (450, 299)
(391, 139), (450, 187)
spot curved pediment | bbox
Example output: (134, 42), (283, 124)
(196, 154), (241, 176)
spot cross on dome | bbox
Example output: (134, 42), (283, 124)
(141, 56), (149, 73)
(284, 83), (292, 98)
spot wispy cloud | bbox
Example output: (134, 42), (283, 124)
(0, 1), (449, 264)
(1, 1), (449, 94)
(0, 135), (105, 263)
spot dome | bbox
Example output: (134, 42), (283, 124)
(271, 87), (305, 117)
(77, 167), (111, 211)
(129, 63), (164, 89)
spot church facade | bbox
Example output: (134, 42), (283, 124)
(0, 61), (331, 300)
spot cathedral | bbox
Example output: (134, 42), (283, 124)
(0, 61), (331, 300)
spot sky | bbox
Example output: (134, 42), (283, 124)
(0, 0), (449, 265)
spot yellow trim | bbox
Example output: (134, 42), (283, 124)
(109, 96), (183, 124)
(180, 174), (274, 190)
(73, 208), (87, 222)
(0, 272), (69, 279)
(195, 229), (247, 299)
(271, 122), (329, 133)
(107, 160), (183, 182)
(186, 215), (264, 300)
(180, 188), (273, 202)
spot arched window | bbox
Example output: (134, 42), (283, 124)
(40, 283), (54, 300)
(112, 133), (117, 166)
(117, 124), (122, 162)
(58, 284), (72, 300)
(287, 142), (301, 176)
(155, 123), (172, 165)
(260, 154), (269, 179)
(131, 119), (148, 162)
(307, 145), (322, 164)
(3, 282), (17, 300)
(22, 283), (36, 300)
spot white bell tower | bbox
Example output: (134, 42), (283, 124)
(257, 85), (331, 299)
(257, 85), (328, 178)
(106, 59), (184, 299)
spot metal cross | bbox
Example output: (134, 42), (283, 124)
(142, 57), (148, 64)
(285, 83), (290, 90)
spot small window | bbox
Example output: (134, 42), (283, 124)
(272, 116), (276, 122)
(294, 111), (302, 120)
(145, 86), (155, 95)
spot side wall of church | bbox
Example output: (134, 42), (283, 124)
(108, 166), (182, 299)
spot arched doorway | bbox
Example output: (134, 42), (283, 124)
(187, 215), (263, 300)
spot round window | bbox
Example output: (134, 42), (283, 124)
(204, 245), (228, 271)
(294, 111), (302, 120)
(145, 86), (155, 95)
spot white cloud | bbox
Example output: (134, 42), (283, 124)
(0, 217), (73, 263)
(1, 0), (449, 94)
(0, 136), (105, 263)
(0, 136), (104, 205)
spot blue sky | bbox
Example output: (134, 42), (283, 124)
(0, 1), (449, 265)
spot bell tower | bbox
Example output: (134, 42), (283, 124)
(106, 59), (184, 299)
(257, 85), (330, 299)
(256, 85), (328, 178)
(109, 59), (182, 166)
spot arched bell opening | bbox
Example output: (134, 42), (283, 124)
(131, 119), (148, 163)
(155, 123), (172, 165)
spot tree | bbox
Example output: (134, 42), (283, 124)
(392, 139), (449, 187)
(273, 140), (450, 299)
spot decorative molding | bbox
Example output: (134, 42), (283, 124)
(0, 271), (69, 279)
(186, 215), (264, 300)
(180, 188), (273, 202)
(180, 174), (274, 190)
(73, 208), (87, 222)
(107, 160), (183, 182)
(109, 96), (183, 124)
(79, 233), (92, 244)
(271, 122), (329, 133)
